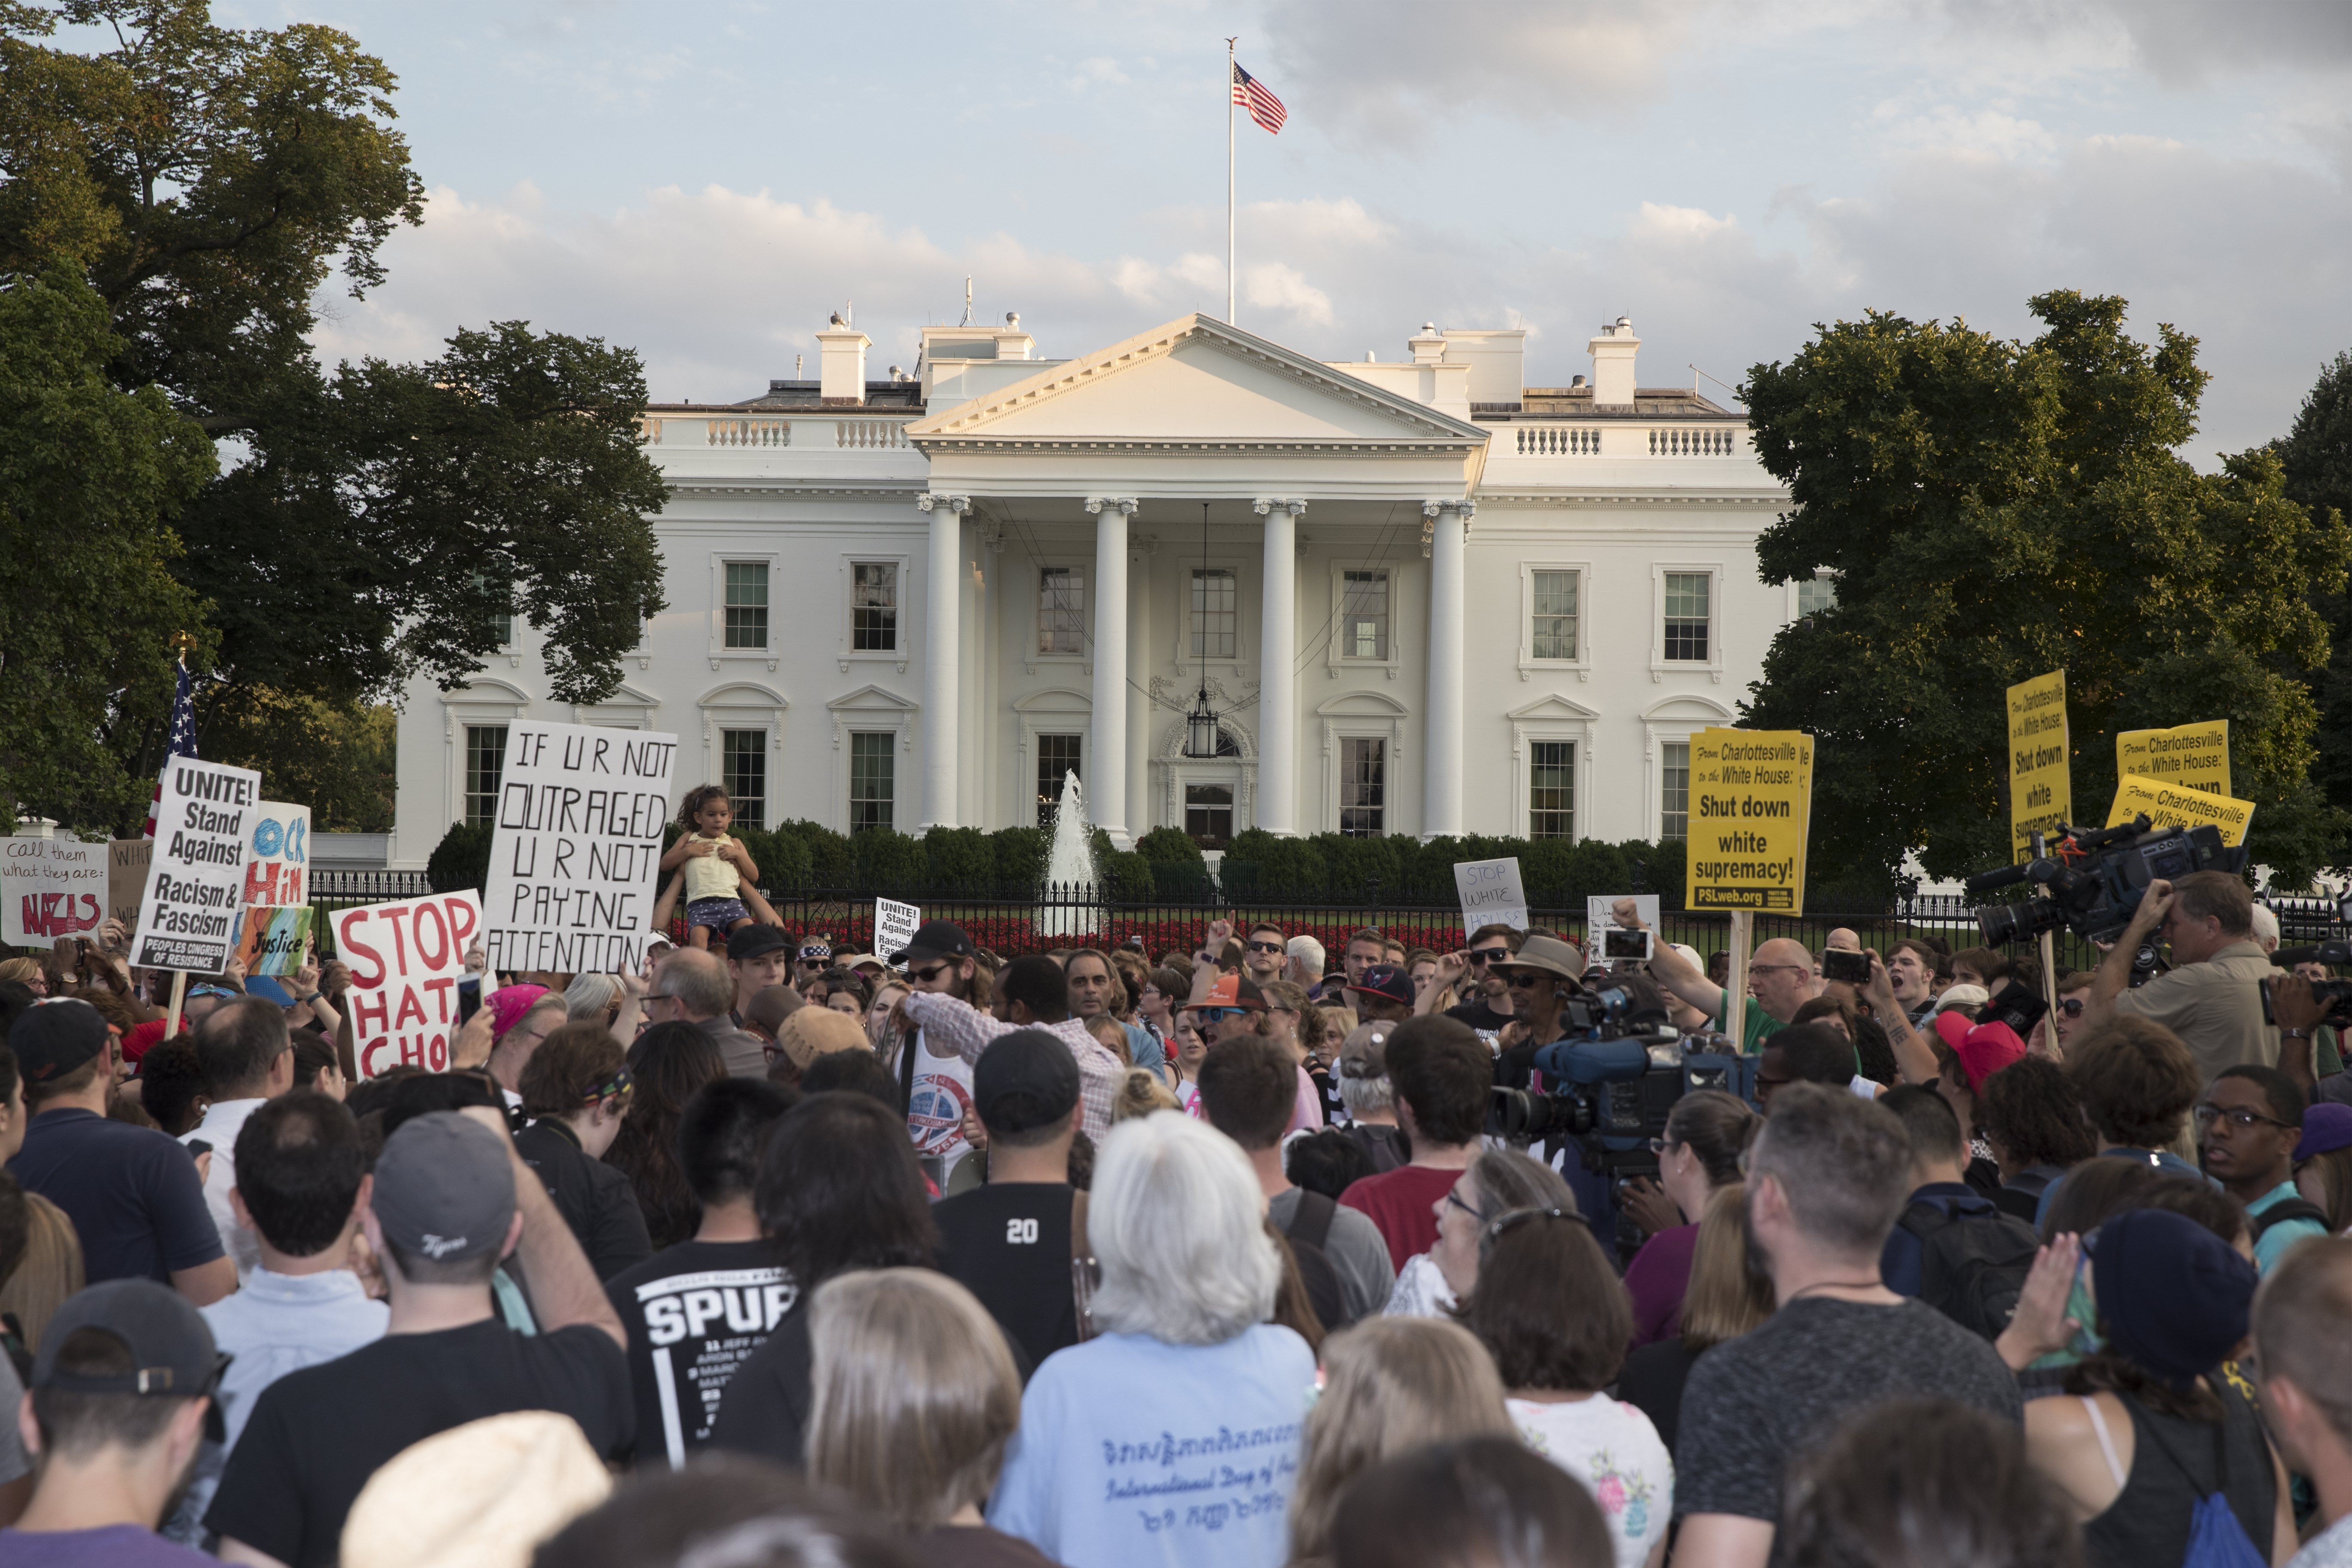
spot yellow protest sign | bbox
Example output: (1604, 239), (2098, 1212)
(2005, 671), (2070, 863)
(2116, 721), (2230, 799)
(2107, 774), (2255, 847)
(1686, 728), (1814, 913)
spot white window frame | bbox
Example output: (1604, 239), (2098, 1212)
(1641, 695), (1736, 841)
(839, 554), (913, 675)
(1012, 689), (1092, 826)
(1786, 571), (1838, 624)
(1506, 695), (1596, 842)
(439, 679), (530, 834)
(826, 684), (918, 835)
(698, 681), (789, 830)
(1027, 562), (1089, 673)
(1152, 714), (1258, 841)
(1315, 692), (1409, 836)
(1177, 559), (1250, 671)
(1650, 562), (1725, 684)
(1324, 562), (1403, 679)
(1517, 560), (1592, 683)
(706, 552), (778, 671)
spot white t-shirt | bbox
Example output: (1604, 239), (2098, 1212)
(1509, 1393), (1674, 1568)
(1382, 1253), (1456, 1318)
(905, 1027), (975, 1176)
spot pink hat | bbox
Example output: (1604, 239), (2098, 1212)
(487, 984), (550, 1041)
(1954, 1020), (2027, 1095)
(1933, 1009), (1975, 1054)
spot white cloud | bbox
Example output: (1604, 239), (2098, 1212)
(1066, 56), (1130, 90)
(1243, 263), (1333, 325)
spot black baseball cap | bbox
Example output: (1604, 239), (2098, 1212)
(34, 1278), (230, 1439)
(11, 998), (110, 1084)
(1344, 965), (1415, 1009)
(726, 925), (792, 962)
(888, 919), (976, 968)
(972, 1028), (1080, 1136)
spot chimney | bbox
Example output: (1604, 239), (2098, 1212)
(817, 311), (870, 406)
(1588, 315), (1638, 405)
(1408, 322), (1446, 365)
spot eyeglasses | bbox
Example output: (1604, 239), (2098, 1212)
(908, 963), (953, 984)
(1486, 1207), (1575, 1245)
(1749, 963), (1810, 977)
(1467, 947), (1511, 965)
(1444, 1190), (1490, 1224)
(2193, 1103), (2298, 1133)
(1246, 940), (1286, 955)
(1647, 1136), (1678, 1156)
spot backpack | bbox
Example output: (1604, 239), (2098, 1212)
(2248, 1197), (2331, 1244)
(1278, 1189), (1349, 1330)
(1896, 1194), (2040, 1339)
(2141, 1401), (2269, 1568)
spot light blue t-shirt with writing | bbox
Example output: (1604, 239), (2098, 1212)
(988, 1323), (1316, 1568)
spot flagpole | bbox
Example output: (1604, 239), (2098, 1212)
(1226, 36), (1237, 325)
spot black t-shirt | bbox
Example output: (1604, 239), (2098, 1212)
(706, 1302), (817, 1466)
(1445, 998), (1515, 1046)
(932, 1183), (1079, 1376)
(604, 1238), (795, 1468)
(205, 1319), (632, 1567)
(514, 1120), (655, 1282)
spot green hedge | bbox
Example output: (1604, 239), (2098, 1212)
(426, 821), (492, 896)
(1133, 826), (1206, 865)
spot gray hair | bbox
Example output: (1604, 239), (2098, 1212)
(521, 993), (570, 1029)
(1088, 1112), (1279, 1345)
(2249, 903), (2280, 953)
(1338, 1067), (1393, 1119)
(1286, 934), (1326, 983)
(657, 948), (737, 1017)
(564, 972), (622, 1020)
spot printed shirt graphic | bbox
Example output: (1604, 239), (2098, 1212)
(1508, 1394), (1674, 1568)
(906, 1028), (976, 1174)
(605, 1240), (795, 1467)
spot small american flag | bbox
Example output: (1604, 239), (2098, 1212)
(142, 659), (197, 839)
(1232, 61), (1286, 134)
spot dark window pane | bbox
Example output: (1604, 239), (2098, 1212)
(1340, 737), (1384, 837)
(464, 725), (508, 828)
(1185, 783), (1234, 848)
(849, 732), (894, 834)
(722, 729), (766, 830)
(853, 562), (898, 651)
(1661, 741), (1690, 840)
(725, 562), (769, 649)
(1036, 734), (1083, 827)
(1530, 739), (1574, 840)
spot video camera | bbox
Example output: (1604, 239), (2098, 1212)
(1964, 815), (2246, 946)
(2270, 936), (2352, 1025)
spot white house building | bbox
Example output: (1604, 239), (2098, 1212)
(388, 306), (1807, 867)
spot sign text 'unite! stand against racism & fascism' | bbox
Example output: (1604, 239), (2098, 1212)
(483, 721), (680, 973)
(131, 758), (260, 974)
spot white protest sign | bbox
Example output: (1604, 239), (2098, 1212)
(243, 802), (310, 906)
(1587, 894), (1661, 936)
(482, 721), (678, 973)
(332, 892), (484, 1078)
(130, 757), (260, 973)
(3, 837), (107, 947)
(1454, 858), (1529, 940)
(874, 898), (922, 962)
(107, 839), (152, 928)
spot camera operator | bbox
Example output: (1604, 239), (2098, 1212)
(1492, 935), (1649, 1250)
(2086, 872), (2275, 1083)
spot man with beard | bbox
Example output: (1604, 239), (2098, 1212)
(1, 1281), (224, 1563)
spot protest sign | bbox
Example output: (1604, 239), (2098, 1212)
(108, 839), (151, 928)
(2006, 671), (2071, 863)
(3, 837), (107, 947)
(2107, 774), (2256, 848)
(243, 802), (310, 906)
(130, 758), (260, 973)
(1454, 858), (1530, 939)
(1587, 894), (1661, 937)
(1685, 728), (1815, 913)
(232, 905), (314, 978)
(2116, 721), (2230, 800)
(482, 721), (678, 973)
(874, 898), (922, 962)
(333, 892), (484, 1078)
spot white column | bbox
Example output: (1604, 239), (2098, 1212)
(918, 493), (968, 831)
(1423, 499), (1472, 839)
(1126, 536), (1151, 840)
(1087, 497), (1135, 850)
(1255, 498), (1304, 836)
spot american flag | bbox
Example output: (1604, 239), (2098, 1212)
(142, 659), (197, 839)
(1232, 61), (1285, 134)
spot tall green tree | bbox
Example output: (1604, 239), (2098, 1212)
(2276, 349), (2352, 819)
(1740, 291), (2352, 899)
(0, 264), (214, 831)
(0, 0), (668, 828)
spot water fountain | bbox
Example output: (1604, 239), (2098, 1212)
(1038, 769), (1102, 937)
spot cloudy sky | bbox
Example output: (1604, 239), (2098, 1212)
(230, 0), (2352, 459)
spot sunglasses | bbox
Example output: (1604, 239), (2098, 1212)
(1246, 940), (1286, 955)
(1195, 1007), (1245, 1023)
(1504, 971), (1550, 988)
(908, 963), (953, 984)
(2057, 997), (2086, 1017)
(1467, 947), (1511, 965)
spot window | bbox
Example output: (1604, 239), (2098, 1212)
(1185, 784), (1234, 848)
(1191, 569), (1236, 659)
(1036, 568), (1084, 656)
(1661, 741), (1690, 840)
(1663, 572), (1710, 662)
(851, 562), (898, 651)
(1529, 741), (1574, 839)
(722, 731), (767, 829)
(1796, 575), (1838, 619)
(492, 612), (514, 647)
(1531, 570), (1579, 661)
(1341, 571), (1390, 660)
(1340, 737), (1385, 836)
(848, 732), (894, 834)
(1035, 734), (1082, 826)
(464, 725), (508, 827)
(724, 562), (770, 649)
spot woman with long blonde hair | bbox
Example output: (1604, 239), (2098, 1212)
(0, 1186), (86, 1351)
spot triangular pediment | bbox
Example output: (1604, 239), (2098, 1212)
(1507, 694), (1601, 722)
(826, 683), (918, 714)
(907, 314), (1488, 448)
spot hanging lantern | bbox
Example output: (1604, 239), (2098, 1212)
(1184, 685), (1221, 759)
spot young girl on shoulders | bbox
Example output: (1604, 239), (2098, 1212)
(660, 786), (762, 949)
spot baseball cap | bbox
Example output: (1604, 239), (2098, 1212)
(34, 1278), (229, 1439)
(245, 975), (296, 1008)
(796, 938), (833, 962)
(1182, 973), (1267, 1014)
(835, 953), (883, 974)
(1344, 964), (1415, 1009)
(728, 925), (792, 962)
(972, 1027), (1081, 1136)
(888, 919), (976, 968)
(1336, 1022), (1393, 1085)
(1953, 1020), (2027, 1094)
(372, 1112), (517, 1267)
(2297, 1101), (2352, 1159)
(11, 998), (110, 1084)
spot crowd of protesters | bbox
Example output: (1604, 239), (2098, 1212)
(4, 802), (2352, 1568)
